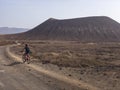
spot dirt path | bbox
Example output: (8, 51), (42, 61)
(0, 47), (99, 90)
(0, 46), (56, 90)
(7, 45), (99, 90)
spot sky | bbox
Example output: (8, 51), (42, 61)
(0, 0), (120, 29)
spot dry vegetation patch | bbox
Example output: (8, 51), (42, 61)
(9, 40), (120, 90)
(10, 41), (120, 68)
(0, 40), (15, 46)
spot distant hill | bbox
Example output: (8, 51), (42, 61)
(2, 16), (120, 42)
(0, 27), (28, 34)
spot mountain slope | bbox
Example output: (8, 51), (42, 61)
(3, 16), (120, 42)
(0, 27), (28, 34)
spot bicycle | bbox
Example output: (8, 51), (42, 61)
(22, 54), (30, 64)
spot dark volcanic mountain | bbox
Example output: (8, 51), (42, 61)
(3, 16), (120, 42)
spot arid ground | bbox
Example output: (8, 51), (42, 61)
(10, 40), (120, 90)
(0, 40), (87, 90)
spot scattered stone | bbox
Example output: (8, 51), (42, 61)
(59, 67), (62, 70)
(48, 80), (51, 82)
(42, 60), (50, 64)
(79, 78), (82, 80)
(116, 74), (120, 78)
(28, 69), (31, 71)
(103, 73), (107, 76)
(68, 74), (72, 77)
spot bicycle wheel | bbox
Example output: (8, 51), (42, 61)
(22, 55), (26, 63)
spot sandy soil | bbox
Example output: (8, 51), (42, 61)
(10, 41), (120, 90)
(0, 46), (89, 90)
(31, 62), (120, 90)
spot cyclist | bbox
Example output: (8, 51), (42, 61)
(23, 44), (30, 64)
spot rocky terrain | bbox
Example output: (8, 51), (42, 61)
(10, 40), (120, 90)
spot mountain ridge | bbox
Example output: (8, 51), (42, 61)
(0, 27), (28, 34)
(2, 16), (120, 42)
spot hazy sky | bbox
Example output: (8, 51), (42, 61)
(0, 0), (120, 28)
